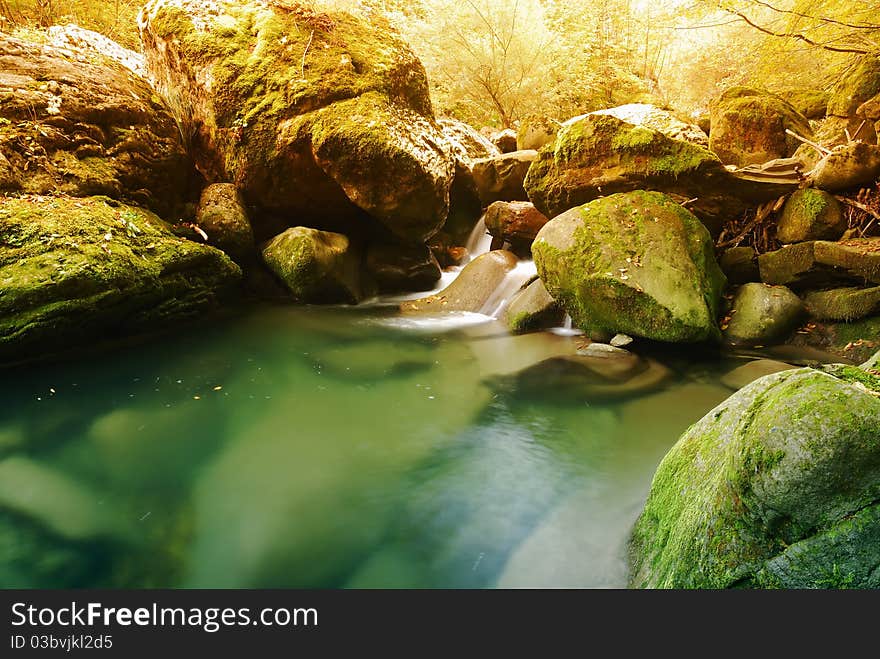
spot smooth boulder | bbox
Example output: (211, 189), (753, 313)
(262, 227), (364, 304)
(809, 142), (880, 192)
(504, 278), (564, 334)
(195, 183), (255, 263)
(777, 189), (845, 243)
(471, 151), (537, 205)
(532, 191), (726, 343)
(629, 365), (880, 588)
(723, 283), (805, 347)
(484, 201), (549, 257)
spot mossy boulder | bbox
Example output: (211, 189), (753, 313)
(804, 286), (880, 322)
(719, 246), (760, 285)
(809, 142), (880, 192)
(504, 278), (564, 334)
(589, 104), (709, 147)
(780, 89), (829, 120)
(723, 283), (805, 347)
(709, 87), (814, 167)
(0, 195), (241, 365)
(532, 191), (726, 343)
(0, 33), (198, 218)
(777, 189), (845, 243)
(261, 227), (365, 304)
(195, 183), (254, 263)
(629, 366), (880, 588)
(139, 0), (453, 243)
(759, 239), (880, 290)
(827, 55), (880, 144)
(516, 114), (559, 151)
(523, 112), (746, 233)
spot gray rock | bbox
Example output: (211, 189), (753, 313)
(610, 334), (634, 348)
(804, 286), (880, 321)
(724, 283), (805, 347)
(471, 151), (538, 205)
(504, 278), (564, 334)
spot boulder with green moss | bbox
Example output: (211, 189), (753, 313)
(759, 238), (880, 289)
(827, 55), (880, 145)
(588, 103), (709, 147)
(195, 183), (254, 263)
(504, 278), (564, 334)
(709, 87), (814, 167)
(780, 89), (829, 120)
(532, 191), (726, 343)
(809, 142), (880, 192)
(261, 227), (366, 304)
(523, 112), (751, 233)
(629, 364), (880, 588)
(0, 195), (241, 365)
(804, 286), (880, 322)
(139, 0), (454, 243)
(777, 189), (845, 243)
(0, 33), (198, 218)
(723, 283), (804, 347)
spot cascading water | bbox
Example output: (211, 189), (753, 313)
(478, 260), (538, 318)
(465, 215), (492, 260)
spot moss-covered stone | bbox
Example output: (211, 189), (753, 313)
(758, 239), (880, 290)
(827, 54), (880, 144)
(523, 112), (742, 232)
(532, 191), (726, 343)
(261, 226), (365, 304)
(0, 194), (241, 365)
(139, 0), (453, 243)
(629, 366), (880, 588)
(777, 189), (845, 243)
(804, 286), (880, 322)
(723, 283), (805, 347)
(195, 183), (254, 263)
(0, 33), (198, 218)
(780, 89), (829, 120)
(709, 87), (814, 167)
(810, 142), (880, 192)
(720, 246), (760, 285)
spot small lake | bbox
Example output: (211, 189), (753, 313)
(0, 302), (762, 588)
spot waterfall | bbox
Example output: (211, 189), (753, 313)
(465, 215), (492, 260)
(548, 313), (583, 336)
(479, 260), (538, 318)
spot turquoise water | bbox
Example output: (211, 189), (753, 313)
(0, 303), (738, 588)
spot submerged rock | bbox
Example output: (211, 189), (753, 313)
(471, 150), (537, 205)
(804, 286), (880, 321)
(504, 278), (564, 334)
(400, 250), (518, 315)
(777, 189), (845, 243)
(724, 283), (805, 347)
(709, 87), (813, 167)
(0, 33), (197, 218)
(139, 0), (453, 243)
(262, 227), (365, 304)
(629, 365), (880, 588)
(195, 183), (255, 263)
(532, 191), (726, 343)
(0, 195), (240, 365)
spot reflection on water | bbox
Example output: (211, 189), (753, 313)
(0, 304), (738, 588)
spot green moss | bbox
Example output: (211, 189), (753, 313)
(828, 55), (880, 117)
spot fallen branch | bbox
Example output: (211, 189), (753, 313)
(785, 129), (831, 156)
(834, 195), (880, 221)
(301, 29), (314, 80)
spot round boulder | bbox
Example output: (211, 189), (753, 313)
(724, 283), (805, 347)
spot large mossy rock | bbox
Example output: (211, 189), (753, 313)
(139, 0), (453, 243)
(809, 142), (880, 192)
(532, 191), (726, 343)
(0, 33), (197, 218)
(261, 227), (365, 304)
(759, 238), (880, 290)
(777, 189), (845, 243)
(588, 103), (709, 147)
(629, 365), (880, 588)
(827, 55), (880, 145)
(804, 286), (880, 322)
(0, 195), (241, 365)
(195, 183), (255, 263)
(709, 87), (814, 167)
(523, 111), (751, 233)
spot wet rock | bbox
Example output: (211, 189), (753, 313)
(758, 238), (880, 290)
(0, 195), (241, 365)
(709, 87), (814, 167)
(471, 150), (537, 205)
(610, 334), (633, 348)
(139, 0), (454, 243)
(517, 114), (559, 151)
(484, 201), (549, 257)
(365, 242), (441, 294)
(804, 286), (880, 321)
(809, 142), (880, 192)
(533, 191), (726, 343)
(195, 183), (255, 263)
(262, 227), (365, 304)
(724, 283), (805, 347)
(629, 366), (880, 588)
(720, 246), (760, 284)
(504, 278), (564, 334)
(777, 189), (845, 243)
(0, 32), (198, 218)
(400, 250), (518, 314)
(720, 359), (797, 390)
(492, 128), (518, 153)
